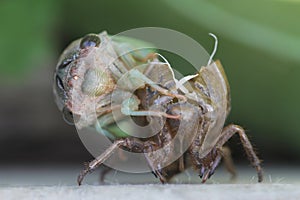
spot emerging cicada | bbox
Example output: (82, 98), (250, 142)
(53, 31), (263, 185)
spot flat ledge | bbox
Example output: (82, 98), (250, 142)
(1, 184), (300, 200)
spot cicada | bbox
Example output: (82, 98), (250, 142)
(53, 31), (263, 185)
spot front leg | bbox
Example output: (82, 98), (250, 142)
(77, 137), (159, 185)
(77, 139), (126, 185)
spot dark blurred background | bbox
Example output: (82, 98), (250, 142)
(0, 0), (300, 169)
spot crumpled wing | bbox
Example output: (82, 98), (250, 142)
(196, 60), (231, 158)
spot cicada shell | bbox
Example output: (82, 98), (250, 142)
(193, 60), (231, 158)
(53, 31), (263, 185)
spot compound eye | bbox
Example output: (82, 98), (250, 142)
(58, 52), (78, 70)
(62, 107), (74, 125)
(80, 34), (101, 49)
(55, 75), (65, 91)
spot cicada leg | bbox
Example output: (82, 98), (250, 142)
(198, 125), (263, 183)
(216, 124), (263, 182)
(98, 148), (128, 183)
(77, 137), (159, 185)
(146, 134), (169, 183)
(77, 139), (125, 185)
(126, 69), (186, 101)
(121, 96), (180, 119)
(123, 109), (180, 119)
(138, 110), (190, 184)
(149, 155), (188, 184)
(199, 147), (236, 183)
(98, 148), (127, 183)
(197, 148), (222, 183)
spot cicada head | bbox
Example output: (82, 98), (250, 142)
(53, 32), (116, 125)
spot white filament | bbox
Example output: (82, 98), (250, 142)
(151, 53), (197, 94)
(154, 53), (198, 94)
(154, 53), (171, 68)
(208, 33), (218, 66)
(178, 74), (199, 85)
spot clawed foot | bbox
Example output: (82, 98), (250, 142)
(199, 165), (216, 183)
(77, 162), (93, 186)
(198, 149), (222, 183)
(77, 170), (88, 186)
(152, 169), (167, 183)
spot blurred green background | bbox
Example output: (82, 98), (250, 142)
(0, 0), (299, 167)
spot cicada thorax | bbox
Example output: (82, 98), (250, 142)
(123, 61), (204, 173)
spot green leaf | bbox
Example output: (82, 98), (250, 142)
(0, 0), (59, 80)
(163, 0), (300, 63)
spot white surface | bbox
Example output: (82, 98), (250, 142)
(0, 165), (299, 200)
(0, 184), (300, 200)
